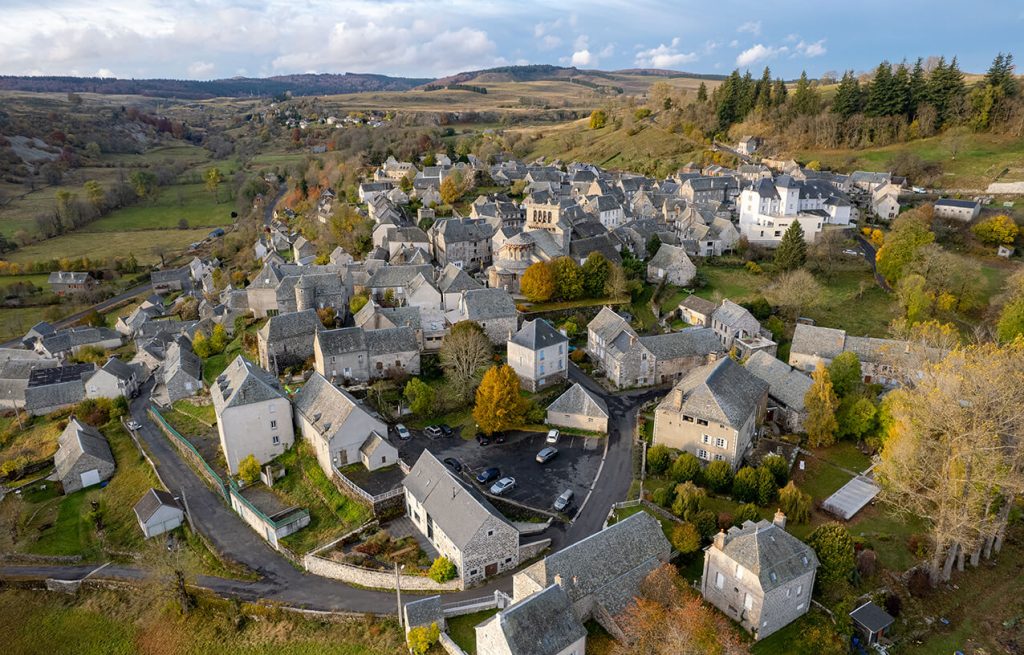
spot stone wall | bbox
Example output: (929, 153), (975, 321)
(517, 538), (551, 562)
(438, 632), (470, 655)
(303, 553), (463, 591)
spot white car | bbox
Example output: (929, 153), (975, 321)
(546, 429), (560, 444)
(842, 249), (860, 256)
(126, 420), (142, 431)
(395, 424), (411, 440)
(490, 477), (516, 496)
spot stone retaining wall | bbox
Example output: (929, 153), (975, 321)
(303, 553), (463, 592)
(517, 538), (551, 562)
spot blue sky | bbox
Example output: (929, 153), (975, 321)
(1, 0), (1020, 80)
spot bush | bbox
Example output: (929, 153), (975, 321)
(703, 460), (733, 492)
(856, 549), (878, 579)
(669, 522), (702, 556)
(651, 486), (672, 508)
(407, 622), (441, 655)
(647, 444), (671, 475)
(428, 556), (457, 583)
(761, 454), (789, 486)
(808, 523), (856, 588)
(745, 261), (764, 274)
(569, 348), (587, 363)
(238, 454), (261, 484)
(671, 481), (706, 518)
(731, 466), (759, 503)
(690, 509), (719, 539)
(755, 466), (778, 506)
(670, 452), (702, 484)
(733, 503), (760, 526)
(778, 481), (812, 523)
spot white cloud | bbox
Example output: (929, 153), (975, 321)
(703, 40), (720, 55)
(634, 37), (698, 68)
(187, 61), (215, 78)
(574, 34), (590, 51)
(796, 39), (827, 57)
(736, 43), (788, 67)
(729, 39), (739, 48)
(737, 20), (762, 36)
(784, 33), (799, 43)
(539, 34), (561, 50)
(571, 49), (593, 66)
(599, 43), (615, 58)
(96, 68), (116, 78)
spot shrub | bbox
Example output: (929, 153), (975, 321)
(670, 452), (702, 484)
(731, 466), (759, 503)
(407, 622), (441, 655)
(690, 509), (719, 539)
(972, 214), (1019, 245)
(671, 481), (706, 518)
(755, 467), (777, 506)
(778, 481), (812, 524)
(761, 454), (789, 486)
(703, 460), (733, 492)
(856, 549), (878, 579)
(647, 444), (671, 475)
(238, 454), (261, 484)
(569, 348), (587, 363)
(745, 261), (764, 274)
(651, 486), (672, 508)
(0, 456), (29, 480)
(428, 556), (457, 583)
(733, 503), (760, 526)
(808, 523), (856, 588)
(669, 522), (702, 556)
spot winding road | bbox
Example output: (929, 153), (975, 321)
(2, 363), (668, 614)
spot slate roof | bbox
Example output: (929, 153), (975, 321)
(850, 601), (896, 633)
(164, 337), (202, 381)
(588, 307), (635, 344)
(935, 198), (980, 209)
(133, 488), (181, 523)
(436, 264), (483, 294)
(639, 327), (722, 361)
(680, 294), (718, 317)
(460, 288), (516, 321)
(712, 299), (759, 331)
(743, 350), (812, 411)
(789, 323), (848, 361)
(433, 217), (494, 244)
(316, 327), (367, 355)
(259, 308), (321, 341)
(547, 383), (608, 419)
(647, 243), (693, 270)
(293, 372), (372, 437)
(509, 319), (567, 350)
(659, 357), (768, 429)
(55, 417), (114, 478)
(366, 264), (434, 288)
(716, 519), (819, 592)
(520, 511), (669, 609)
(403, 450), (511, 550)
(365, 326), (418, 353)
(27, 363), (95, 387)
(569, 234), (623, 265)
(48, 271), (92, 284)
(40, 327), (121, 354)
(211, 356), (284, 411)
(477, 584), (585, 655)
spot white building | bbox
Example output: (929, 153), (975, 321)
(737, 176), (853, 247)
(506, 319), (568, 392)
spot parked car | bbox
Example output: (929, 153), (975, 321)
(439, 424), (454, 438)
(536, 446), (558, 464)
(443, 457), (462, 473)
(395, 424), (411, 440)
(493, 432), (507, 444)
(476, 467), (500, 484)
(476, 435), (491, 446)
(842, 249), (860, 256)
(546, 429), (560, 444)
(554, 489), (574, 512)
(126, 420), (142, 431)
(490, 477), (516, 496)
(424, 425), (443, 439)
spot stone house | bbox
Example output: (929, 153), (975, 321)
(653, 357), (768, 469)
(384, 226), (430, 259)
(678, 294), (718, 327)
(403, 450), (519, 587)
(742, 350), (812, 433)
(313, 326), (420, 384)
(476, 584), (586, 655)
(161, 337), (204, 403)
(507, 319), (568, 392)
(211, 356), (294, 475)
(292, 236), (317, 266)
(437, 263), (484, 311)
(366, 326), (421, 378)
(23, 363), (95, 416)
(646, 244), (696, 286)
(151, 266), (193, 294)
(84, 357), (140, 400)
(446, 288), (518, 345)
(711, 299), (766, 351)
(292, 372), (397, 474)
(257, 308), (322, 374)
(48, 271), (96, 296)
(0, 357), (58, 409)
(429, 217), (495, 271)
(701, 515), (819, 640)
(134, 488), (185, 538)
(246, 262), (349, 318)
(365, 264), (437, 308)
(546, 383), (609, 433)
(934, 198), (981, 222)
(788, 323), (913, 387)
(55, 417), (115, 494)
(36, 327), (122, 359)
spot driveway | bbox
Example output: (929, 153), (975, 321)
(397, 428), (602, 514)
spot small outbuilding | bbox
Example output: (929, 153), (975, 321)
(133, 488), (185, 538)
(850, 600), (895, 646)
(54, 417), (115, 494)
(546, 382), (609, 433)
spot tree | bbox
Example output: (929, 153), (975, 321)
(605, 262), (629, 298)
(997, 295), (1024, 343)
(835, 395), (877, 441)
(732, 466), (759, 503)
(779, 481), (812, 524)
(972, 214), (1019, 245)
(83, 180), (105, 212)
(205, 167), (223, 202)
(404, 378), (435, 416)
(761, 453), (789, 486)
(827, 351), (862, 398)
(192, 331), (212, 358)
(896, 273), (933, 323)
(755, 466), (777, 506)
(209, 324), (228, 354)
(804, 363), (839, 447)
(670, 452), (702, 484)
(440, 320), (493, 400)
(671, 481), (706, 519)
(349, 293), (369, 315)
(473, 364), (526, 435)
(733, 503), (760, 526)
(669, 522), (702, 556)
(129, 170), (157, 200)
(876, 209), (935, 284)
(582, 251), (610, 298)
(440, 175), (462, 205)
(703, 460), (733, 492)
(238, 454), (261, 485)
(647, 444), (672, 475)
(520, 261), (555, 302)
(790, 71), (820, 115)
(316, 306), (337, 328)
(589, 109), (608, 129)
(773, 221), (807, 271)
(696, 81), (708, 103)
(407, 623), (440, 655)
(646, 234), (662, 259)
(831, 71), (863, 118)
(808, 523), (856, 588)
(549, 257), (584, 301)
(428, 556), (457, 583)
(178, 296), (199, 321)
(763, 268), (823, 318)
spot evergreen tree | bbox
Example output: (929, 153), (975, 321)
(908, 57), (928, 115)
(696, 81), (708, 103)
(928, 56), (966, 126)
(831, 71), (863, 118)
(737, 70), (756, 118)
(755, 66), (773, 111)
(893, 62), (912, 116)
(773, 221), (807, 271)
(772, 78), (788, 106)
(790, 71), (820, 115)
(865, 62), (899, 116)
(715, 70), (743, 130)
(984, 52), (1018, 97)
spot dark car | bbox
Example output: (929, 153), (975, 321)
(439, 424), (454, 438)
(476, 434), (491, 446)
(443, 457), (462, 473)
(424, 426), (443, 439)
(476, 467), (500, 484)
(493, 432), (507, 444)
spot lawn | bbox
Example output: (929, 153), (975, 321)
(629, 284), (661, 334)
(0, 303), (86, 341)
(446, 608), (498, 653)
(172, 400), (216, 426)
(0, 413), (64, 465)
(81, 183), (236, 232)
(5, 227), (213, 265)
(0, 587), (407, 655)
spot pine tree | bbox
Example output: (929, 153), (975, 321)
(737, 70), (756, 118)
(715, 70), (743, 130)
(696, 81), (708, 103)
(772, 78), (788, 106)
(790, 71), (819, 115)
(831, 71), (863, 118)
(804, 363), (839, 447)
(908, 57), (927, 116)
(755, 66), (773, 111)
(865, 62), (895, 116)
(893, 62), (911, 116)
(773, 221), (807, 271)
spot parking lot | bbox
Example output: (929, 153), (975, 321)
(395, 427), (603, 515)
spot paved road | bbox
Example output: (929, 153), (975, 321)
(264, 185), (285, 226)
(855, 234), (892, 292)
(2, 366), (667, 613)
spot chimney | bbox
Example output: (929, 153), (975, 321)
(773, 510), (787, 530)
(712, 530), (726, 550)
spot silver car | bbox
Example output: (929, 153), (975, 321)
(490, 477), (516, 496)
(536, 446), (558, 464)
(554, 489), (574, 511)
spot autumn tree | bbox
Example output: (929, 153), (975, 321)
(827, 351), (862, 398)
(238, 454), (261, 484)
(582, 251), (610, 298)
(349, 292), (369, 315)
(404, 377), (435, 416)
(778, 481), (812, 524)
(520, 261), (555, 302)
(549, 256), (585, 301)
(439, 320), (493, 400)
(205, 167), (223, 202)
(997, 295), (1024, 342)
(209, 324), (228, 354)
(972, 214), (1019, 245)
(473, 364), (527, 435)
(191, 331), (212, 358)
(875, 209), (934, 284)
(804, 363), (839, 447)
(407, 622), (440, 655)
(773, 221), (807, 271)
(589, 109), (608, 129)
(317, 306), (337, 328)
(83, 180), (105, 212)
(440, 175), (462, 205)
(669, 522), (702, 556)
(763, 268), (824, 318)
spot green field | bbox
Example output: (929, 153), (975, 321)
(81, 183), (235, 232)
(4, 226), (212, 265)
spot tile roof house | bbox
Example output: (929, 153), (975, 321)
(701, 516), (819, 640)
(24, 363), (96, 416)
(654, 357), (769, 469)
(646, 243), (697, 286)
(788, 323), (912, 387)
(403, 450), (519, 587)
(292, 372), (397, 475)
(742, 351), (813, 433)
(446, 288), (518, 345)
(511, 511), (671, 640)
(507, 319), (568, 392)
(55, 417), (115, 494)
(475, 583), (587, 655)
(546, 382), (610, 433)
(211, 356), (294, 475)
(160, 337), (204, 403)
(257, 308), (322, 374)
(678, 294), (719, 327)
(133, 488), (184, 538)
(711, 299), (767, 351)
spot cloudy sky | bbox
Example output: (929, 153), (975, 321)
(2, 0), (1021, 80)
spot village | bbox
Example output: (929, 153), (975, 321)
(3, 130), (1021, 655)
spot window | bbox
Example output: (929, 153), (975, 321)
(744, 593), (753, 611)
(504, 557), (512, 563)
(272, 435), (280, 445)
(270, 420), (277, 429)
(558, 344), (563, 354)
(701, 434), (710, 444)
(796, 585), (803, 596)
(697, 449), (710, 461)
(696, 418), (708, 426)
(714, 454), (725, 461)
(470, 569), (478, 576)
(269, 404), (276, 414)
(683, 415), (694, 423)
(735, 564), (743, 579)
(797, 603), (805, 610)
(487, 529), (494, 537)
(715, 437), (727, 449)
(715, 572), (725, 589)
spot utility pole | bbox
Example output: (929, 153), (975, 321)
(395, 561), (403, 629)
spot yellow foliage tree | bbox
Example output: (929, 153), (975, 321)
(473, 365), (526, 435)
(972, 214), (1019, 245)
(804, 363), (839, 447)
(520, 261), (555, 302)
